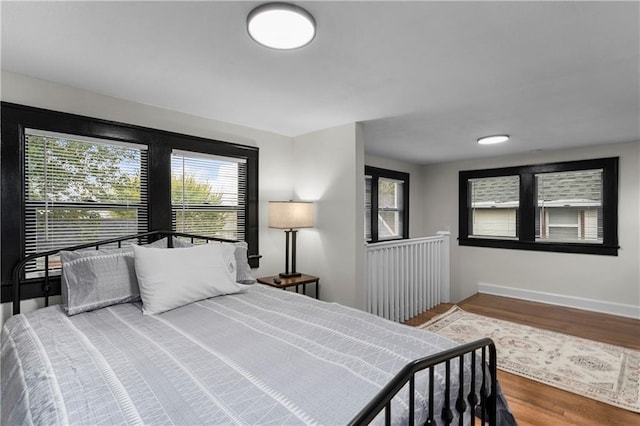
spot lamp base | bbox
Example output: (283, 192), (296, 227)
(279, 272), (302, 278)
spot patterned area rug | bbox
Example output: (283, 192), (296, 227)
(420, 306), (640, 413)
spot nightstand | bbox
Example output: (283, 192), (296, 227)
(257, 274), (319, 299)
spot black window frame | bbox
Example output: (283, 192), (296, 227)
(459, 157), (619, 256)
(365, 165), (410, 243)
(1, 102), (259, 303)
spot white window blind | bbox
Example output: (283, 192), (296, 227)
(171, 150), (246, 241)
(365, 175), (372, 240)
(24, 129), (148, 273)
(470, 175), (519, 239)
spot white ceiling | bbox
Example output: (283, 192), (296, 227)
(2, 1), (639, 164)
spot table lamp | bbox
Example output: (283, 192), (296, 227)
(268, 201), (314, 278)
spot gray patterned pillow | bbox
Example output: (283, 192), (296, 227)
(60, 236), (193, 315)
(61, 247), (138, 315)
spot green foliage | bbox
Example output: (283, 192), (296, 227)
(27, 135), (139, 203)
(171, 175), (222, 205)
(27, 135), (229, 236)
(172, 175), (229, 236)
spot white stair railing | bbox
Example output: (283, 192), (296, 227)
(365, 232), (450, 322)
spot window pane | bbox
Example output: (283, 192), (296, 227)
(173, 210), (242, 240)
(536, 169), (603, 243)
(24, 130), (148, 275)
(26, 131), (144, 204)
(379, 178), (401, 208)
(378, 210), (401, 239)
(470, 176), (519, 238)
(26, 207), (141, 274)
(378, 178), (403, 240)
(171, 151), (246, 241)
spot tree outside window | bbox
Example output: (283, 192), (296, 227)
(171, 151), (246, 241)
(25, 132), (147, 257)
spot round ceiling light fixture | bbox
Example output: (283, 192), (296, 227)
(477, 135), (510, 145)
(247, 3), (316, 50)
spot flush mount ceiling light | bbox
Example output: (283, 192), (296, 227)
(247, 3), (316, 50)
(477, 135), (510, 145)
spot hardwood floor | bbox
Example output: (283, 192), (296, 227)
(405, 293), (640, 425)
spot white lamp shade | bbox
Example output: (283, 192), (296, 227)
(268, 201), (314, 229)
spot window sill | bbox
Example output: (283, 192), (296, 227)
(458, 237), (618, 256)
(367, 237), (407, 244)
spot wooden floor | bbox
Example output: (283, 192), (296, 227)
(405, 293), (640, 426)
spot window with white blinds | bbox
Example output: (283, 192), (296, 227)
(24, 129), (148, 273)
(2, 103), (260, 303)
(364, 166), (409, 243)
(171, 150), (246, 241)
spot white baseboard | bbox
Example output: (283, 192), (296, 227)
(478, 283), (640, 319)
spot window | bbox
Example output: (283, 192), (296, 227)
(365, 166), (409, 242)
(171, 151), (246, 240)
(459, 158), (618, 256)
(469, 175), (519, 239)
(24, 129), (148, 276)
(1, 102), (259, 303)
(536, 169), (603, 243)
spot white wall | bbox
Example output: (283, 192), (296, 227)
(292, 123), (365, 309)
(365, 154), (427, 238)
(0, 71), (297, 322)
(422, 141), (640, 317)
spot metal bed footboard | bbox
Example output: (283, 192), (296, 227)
(349, 338), (497, 426)
(11, 230), (260, 315)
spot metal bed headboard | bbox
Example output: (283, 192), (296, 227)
(11, 230), (261, 315)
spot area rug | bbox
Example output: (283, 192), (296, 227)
(419, 306), (640, 413)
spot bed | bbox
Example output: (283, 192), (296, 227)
(1, 231), (510, 425)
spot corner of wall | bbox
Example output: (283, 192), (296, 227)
(354, 123), (366, 310)
(291, 123), (364, 309)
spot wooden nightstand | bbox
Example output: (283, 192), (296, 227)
(257, 274), (320, 299)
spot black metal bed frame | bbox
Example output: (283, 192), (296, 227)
(349, 338), (497, 425)
(11, 231), (498, 425)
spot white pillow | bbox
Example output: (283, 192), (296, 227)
(133, 243), (242, 315)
